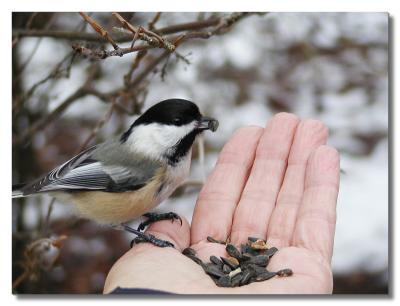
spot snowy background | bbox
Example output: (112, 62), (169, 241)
(12, 12), (388, 293)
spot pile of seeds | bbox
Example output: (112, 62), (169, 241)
(182, 236), (293, 287)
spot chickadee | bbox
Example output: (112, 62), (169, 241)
(12, 98), (219, 247)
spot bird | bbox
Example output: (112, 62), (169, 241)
(12, 98), (219, 247)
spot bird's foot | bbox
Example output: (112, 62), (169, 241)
(122, 224), (175, 248)
(137, 212), (182, 231)
(130, 233), (174, 248)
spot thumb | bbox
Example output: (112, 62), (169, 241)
(143, 214), (191, 252)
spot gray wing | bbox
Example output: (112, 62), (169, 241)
(22, 144), (157, 195)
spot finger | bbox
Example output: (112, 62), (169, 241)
(191, 239), (228, 263)
(292, 145), (340, 262)
(135, 216), (191, 252)
(191, 126), (264, 245)
(267, 119), (328, 249)
(230, 113), (300, 245)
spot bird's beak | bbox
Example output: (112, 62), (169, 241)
(197, 116), (219, 132)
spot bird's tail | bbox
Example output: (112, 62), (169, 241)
(12, 183), (26, 198)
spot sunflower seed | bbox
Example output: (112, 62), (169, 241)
(182, 247), (203, 265)
(265, 247), (278, 258)
(207, 236), (225, 244)
(210, 255), (223, 268)
(228, 267), (242, 278)
(187, 236), (292, 287)
(250, 239), (268, 250)
(253, 271), (277, 282)
(231, 273), (243, 287)
(222, 264), (232, 274)
(240, 268), (255, 286)
(217, 275), (232, 287)
(221, 256), (239, 269)
(276, 268), (293, 277)
(248, 237), (259, 243)
(226, 244), (242, 259)
(204, 263), (226, 278)
(248, 254), (269, 267)
(182, 247), (196, 256)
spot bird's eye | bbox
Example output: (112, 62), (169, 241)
(173, 118), (182, 125)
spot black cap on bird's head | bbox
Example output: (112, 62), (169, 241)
(132, 99), (202, 127)
(120, 99), (219, 143)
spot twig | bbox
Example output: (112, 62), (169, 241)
(12, 269), (30, 290)
(129, 50), (171, 88)
(160, 54), (171, 81)
(12, 18), (221, 42)
(124, 50), (148, 86)
(72, 12), (254, 61)
(78, 98), (116, 150)
(112, 13), (138, 36)
(79, 12), (120, 51)
(72, 43), (149, 59)
(13, 87), (87, 145)
(148, 12), (162, 30)
(130, 25), (141, 49)
(211, 12), (254, 35)
(17, 39), (42, 72)
(112, 12), (175, 51)
(14, 51), (76, 112)
(12, 29), (126, 42)
(11, 12), (38, 48)
(172, 31), (212, 48)
(175, 51), (192, 65)
(14, 13), (57, 79)
(25, 12), (39, 29)
(155, 18), (220, 35)
(197, 135), (206, 183)
(13, 61), (106, 144)
(41, 198), (55, 236)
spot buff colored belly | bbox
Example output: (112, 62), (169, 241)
(54, 177), (162, 225)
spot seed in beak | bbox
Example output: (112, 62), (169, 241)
(198, 117), (219, 132)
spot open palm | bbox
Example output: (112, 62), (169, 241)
(104, 113), (340, 294)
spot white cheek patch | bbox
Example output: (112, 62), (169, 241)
(125, 122), (196, 160)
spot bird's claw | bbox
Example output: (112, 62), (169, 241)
(130, 233), (175, 248)
(137, 212), (182, 231)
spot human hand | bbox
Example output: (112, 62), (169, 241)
(103, 113), (340, 294)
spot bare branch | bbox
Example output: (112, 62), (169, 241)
(78, 98), (116, 149)
(14, 51), (76, 112)
(129, 50), (171, 88)
(79, 12), (120, 50)
(124, 50), (148, 86)
(210, 12), (258, 35)
(12, 269), (30, 290)
(12, 17), (221, 42)
(148, 12), (162, 30)
(12, 29), (126, 42)
(71, 43), (149, 59)
(155, 18), (219, 35)
(13, 87), (87, 145)
(41, 198), (55, 237)
(72, 12), (260, 60)
(112, 12), (175, 51)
